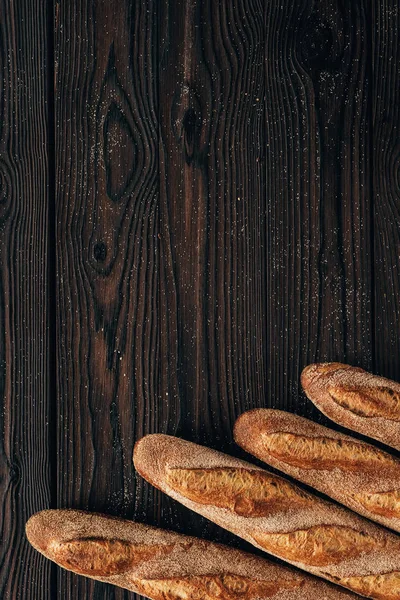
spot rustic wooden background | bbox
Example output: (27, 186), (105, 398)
(1, 0), (399, 597)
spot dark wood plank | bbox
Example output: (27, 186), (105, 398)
(373, 0), (400, 381)
(55, 1), (160, 598)
(264, 0), (373, 420)
(0, 0), (53, 598)
(158, 0), (266, 541)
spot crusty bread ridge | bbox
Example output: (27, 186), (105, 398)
(25, 509), (355, 599)
(134, 433), (400, 599)
(234, 408), (400, 533)
(301, 362), (400, 450)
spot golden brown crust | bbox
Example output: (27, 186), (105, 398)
(166, 467), (313, 517)
(234, 409), (400, 533)
(49, 538), (176, 576)
(340, 571), (400, 600)
(132, 573), (304, 599)
(134, 434), (400, 599)
(26, 509), (355, 599)
(353, 490), (400, 519)
(253, 525), (382, 567)
(329, 386), (400, 421)
(263, 431), (395, 472)
(300, 362), (400, 450)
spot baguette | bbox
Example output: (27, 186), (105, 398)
(25, 509), (354, 599)
(301, 362), (400, 450)
(134, 433), (400, 600)
(234, 408), (400, 532)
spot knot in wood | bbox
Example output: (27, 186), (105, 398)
(298, 18), (340, 71)
(93, 241), (107, 262)
(172, 85), (203, 165)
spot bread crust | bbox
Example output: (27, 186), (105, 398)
(25, 509), (354, 599)
(234, 408), (400, 532)
(301, 362), (400, 450)
(134, 434), (400, 599)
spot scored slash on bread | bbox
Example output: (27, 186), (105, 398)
(301, 362), (400, 451)
(166, 467), (313, 516)
(25, 509), (357, 599)
(234, 409), (400, 533)
(133, 433), (400, 599)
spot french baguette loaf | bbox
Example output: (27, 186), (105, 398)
(301, 362), (400, 450)
(25, 509), (354, 599)
(234, 408), (400, 532)
(134, 434), (400, 599)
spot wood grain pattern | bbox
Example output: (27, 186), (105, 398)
(0, 0), (53, 598)
(265, 0), (373, 419)
(55, 0), (161, 598)
(373, 0), (400, 382)
(159, 0), (266, 442)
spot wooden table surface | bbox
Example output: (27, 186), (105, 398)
(1, 0), (399, 598)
